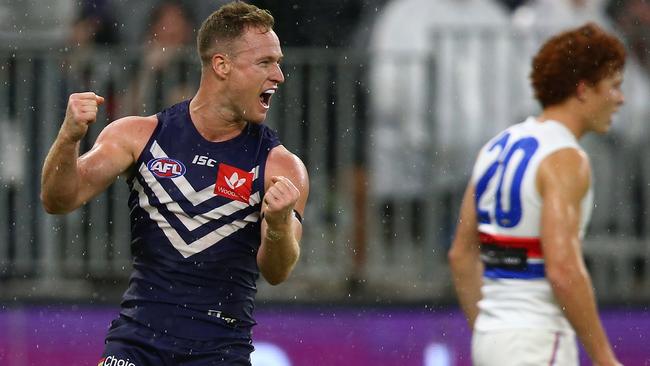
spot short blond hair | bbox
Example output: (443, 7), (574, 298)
(197, 1), (274, 66)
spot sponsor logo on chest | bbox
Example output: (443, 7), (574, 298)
(215, 163), (253, 204)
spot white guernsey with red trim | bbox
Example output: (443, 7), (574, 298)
(470, 117), (593, 332)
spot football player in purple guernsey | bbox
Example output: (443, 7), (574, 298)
(41, 2), (309, 365)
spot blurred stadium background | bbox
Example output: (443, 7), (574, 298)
(1, 0), (649, 365)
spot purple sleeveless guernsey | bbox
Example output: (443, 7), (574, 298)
(121, 100), (280, 340)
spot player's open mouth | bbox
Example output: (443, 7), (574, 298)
(260, 89), (275, 109)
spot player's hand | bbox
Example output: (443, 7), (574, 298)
(60, 92), (105, 143)
(262, 176), (300, 229)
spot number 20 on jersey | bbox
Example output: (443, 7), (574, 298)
(474, 132), (539, 228)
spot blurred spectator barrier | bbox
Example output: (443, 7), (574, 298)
(1, 24), (649, 305)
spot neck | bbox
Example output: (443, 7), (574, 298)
(189, 85), (247, 142)
(537, 101), (586, 139)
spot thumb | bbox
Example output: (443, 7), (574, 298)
(96, 95), (105, 106)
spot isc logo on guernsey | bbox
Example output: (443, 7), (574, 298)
(147, 157), (186, 178)
(98, 356), (136, 366)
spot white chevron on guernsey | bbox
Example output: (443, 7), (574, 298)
(134, 142), (262, 257)
(139, 163), (260, 230)
(133, 179), (260, 258)
(149, 141), (261, 206)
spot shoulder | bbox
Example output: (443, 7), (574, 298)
(106, 114), (158, 132)
(97, 115), (159, 160)
(100, 115), (158, 140)
(540, 147), (590, 175)
(266, 145), (307, 177)
(265, 145), (309, 190)
(537, 147), (591, 198)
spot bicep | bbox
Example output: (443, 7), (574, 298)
(75, 116), (153, 204)
(76, 134), (132, 199)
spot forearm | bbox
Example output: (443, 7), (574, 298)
(41, 134), (82, 213)
(450, 256), (483, 328)
(258, 224), (300, 285)
(550, 268), (617, 364)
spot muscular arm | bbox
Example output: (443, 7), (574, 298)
(41, 92), (155, 214)
(448, 183), (483, 329)
(257, 146), (309, 285)
(538, 149), (620, 366)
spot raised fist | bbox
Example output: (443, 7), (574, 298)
(262, 176), (300, 228)
(60, 92), (105, 142)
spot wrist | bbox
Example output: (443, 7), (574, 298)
(265, 224), (291, 242)
(265, 228), (285, 242)
(57, 128), (81, 145)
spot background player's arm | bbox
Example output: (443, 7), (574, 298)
(448, 183), (483, 329)
(538, 149), (621, 366)
(258, 146), (309, 285)
(41, 92), (154, 214)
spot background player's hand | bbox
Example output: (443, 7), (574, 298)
(262, 176), (300, 229)
(60, 92), (105, 143)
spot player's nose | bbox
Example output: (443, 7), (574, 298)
(271, 63), (284, 84)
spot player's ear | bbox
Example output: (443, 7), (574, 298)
(211, 53), (231, 79)
(575, 80), (590, 102)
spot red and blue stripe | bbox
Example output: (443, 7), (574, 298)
(480, 232), (546, 279)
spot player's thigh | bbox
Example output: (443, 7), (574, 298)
(472, 329), (578, 366)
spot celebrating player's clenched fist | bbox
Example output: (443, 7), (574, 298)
(262, 176), (300, 227)
(61, 92), (105, 142)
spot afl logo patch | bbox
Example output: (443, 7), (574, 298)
(147, 157), (186, 178)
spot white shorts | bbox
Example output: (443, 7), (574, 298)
(472, 329), (578, 366)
